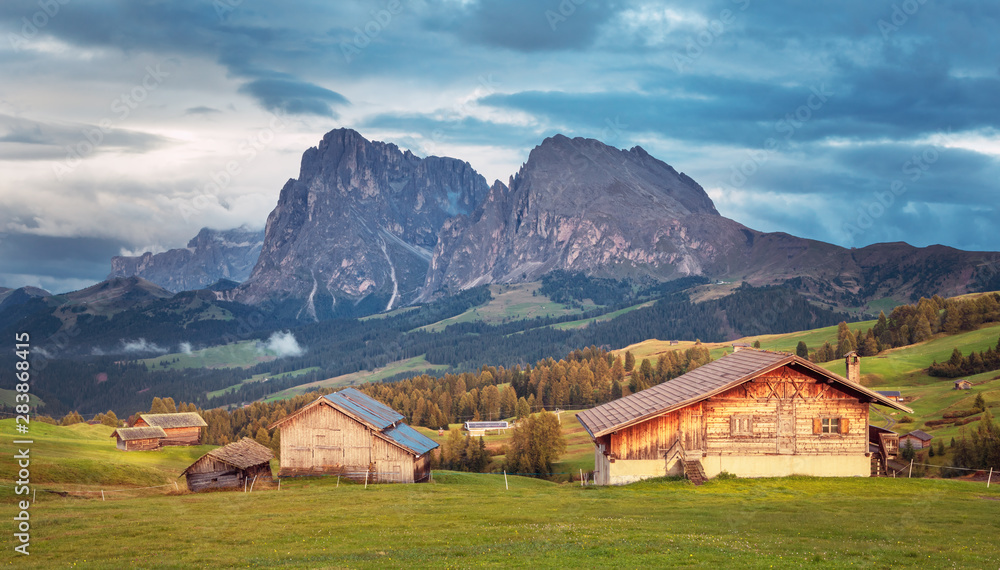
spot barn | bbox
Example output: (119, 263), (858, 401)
(268, 388), (438, 483)
(133, 412), (207, 445)
(180, 438), (274, 492)
(110, 426), (166, 451)
(577, 349), (913, 485)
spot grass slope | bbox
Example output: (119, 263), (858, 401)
(264, 356), (449, 402)
(141, 340), (276, 370)
(417, 283), (590, 332)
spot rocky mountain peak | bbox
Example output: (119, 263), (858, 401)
(236, 128), (490, 318)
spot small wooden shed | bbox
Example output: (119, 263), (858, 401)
(180, 438), (274, 492)
(954, 379), (972, 390)
(133, 412), (207, 445)
(110, 426), (167, 451)
(900, 430), (933, 449)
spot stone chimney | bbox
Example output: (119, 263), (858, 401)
(845, 351), (860, 384)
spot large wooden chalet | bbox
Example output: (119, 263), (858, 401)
(269, 388), (438, 483)
(577, 349), (913, 485)
(133, 412), (207, 446)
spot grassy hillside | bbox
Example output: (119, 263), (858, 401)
(141, 340), (276, 370)
(417, 282), (590, 332)
(264, 356), (449, 402)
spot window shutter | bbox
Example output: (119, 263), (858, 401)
(840, 418), (850, 435)
(813, 418), (822, 434)
(730, 416), (736, 434)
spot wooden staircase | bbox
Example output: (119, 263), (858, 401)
(683, 457), (707, 486)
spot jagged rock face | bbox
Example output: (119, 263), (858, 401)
(424, 135), (761, 294)
(236, 128), (489, 319)
(109, 226), (264, 292)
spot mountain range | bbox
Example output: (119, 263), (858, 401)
(83, 128), (1000, 319)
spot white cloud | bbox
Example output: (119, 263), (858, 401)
(121, 338), (168, 354)
(179, 342), (193, 355)
(262, 331), (305, 358)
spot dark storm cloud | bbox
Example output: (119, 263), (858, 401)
(0, 233), (128, 284)
(237, 78), (349, 117)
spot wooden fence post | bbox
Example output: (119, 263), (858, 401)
(988, 468), (993, 489)
(908, 459), (913, 478)
(504, 470), (508, 491)
(101, 490), (105, 501)
(364, 470), (369, 489)
(250, 475), (258, 493)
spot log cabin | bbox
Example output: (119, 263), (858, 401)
(180, 437), (274, 492)
(268, 388), (438, 483)
(577, 349), (913, 485)
(133, 412), (207, 446)
(110, 426), (167, 451)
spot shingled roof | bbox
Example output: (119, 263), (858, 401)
(577, 349), (913, 438)
(111, 426), (167, 441)
(181, 438), (274, 476)
(138, 412), (208, 429)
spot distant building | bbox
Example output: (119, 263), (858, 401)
(900, 430), (933, 449)
(133, 412), (207, 446)
(875, 390), (903, 402)
(180, 437), (274, 492)
(269, 388), (438, 483)
(464, 421), (509, 436)
(110, 426), (166, 451)
(954, 379), (972, 390)
(577, 350), (912, 485)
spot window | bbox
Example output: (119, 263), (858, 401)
(822, 418), (841, 434)
(814, 417), (849, 435)
(730, 415), (753, 436)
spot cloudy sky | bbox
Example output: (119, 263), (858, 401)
(1, 0), (998, 293)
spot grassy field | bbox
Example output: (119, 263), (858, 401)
(417, 283), (591, 332)
(548, 300), (655, 331)
(0, 388), (43, 408)
(264, 356), (450, 402)
(3, 465), (998, 567)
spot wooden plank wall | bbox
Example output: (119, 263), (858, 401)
(119, 437), (161, 451)
(161, 427), (202, 446)
(610, 411), (680, 460)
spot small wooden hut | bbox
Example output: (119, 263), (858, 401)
(900, 430), (933, 449)
(180, 438), (275, 492)
(133, 412), (207, 445)
(110, 426), (167, 451)
(954, 379), (972, 390)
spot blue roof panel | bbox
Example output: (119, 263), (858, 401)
(382, 423), (439, 456)
(325, 388), (403, 430)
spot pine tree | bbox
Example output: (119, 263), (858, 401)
(753, 340), (761, 349)
(150, 397), (168, 414)
(624, 351), (635, 372)
(515, 397), (530, 419)
(973, 393), (986, 413)
(796, 341), (808, 358)
(610, 380), (622, 400)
